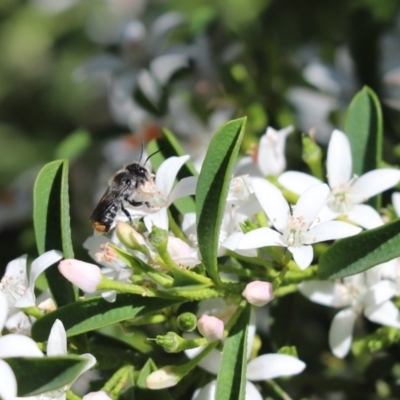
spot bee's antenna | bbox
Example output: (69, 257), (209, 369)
(145, 147), (164, 165)
(138, 141), (145, 163)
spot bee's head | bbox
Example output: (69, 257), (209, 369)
(125, 163), (151, 186)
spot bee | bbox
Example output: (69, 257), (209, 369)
(90, 150), (163, 233)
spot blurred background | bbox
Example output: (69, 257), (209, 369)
(3, 1), (400, 397)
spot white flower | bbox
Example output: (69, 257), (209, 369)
(279, 129), (400, 229)
(186, 299), (305, 400)
(0, 250), (63, 333)
(238, 179), (361, 269)
(299, 270), (400, 358)
(128, 155), (197, 231)
(237, 126), (294, 177)
(18, 319), (96, 400)
(0, 291), (43, 400)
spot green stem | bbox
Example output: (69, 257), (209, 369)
(22, 306), (43, 319)
(66, 390), (81, 400)
(266, 379), (293, 400)
(168, 209), (189, 243)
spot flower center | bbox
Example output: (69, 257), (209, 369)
(281, 215), (308, 247)
(0, 274), (26, 305)
(326, 177), (358, 214)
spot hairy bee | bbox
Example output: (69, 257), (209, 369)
(90, 161), (154, 233)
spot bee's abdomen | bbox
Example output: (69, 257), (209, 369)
(90, 203), (119, 234)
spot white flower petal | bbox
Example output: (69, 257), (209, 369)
(252, 178), (290, 232)
(238, 228), (285, 250)
(29, 250), (64, 285)
(328, 307), (357, 358)
(288, 245), (313, 270)
(185, 346), (222, 375)
(47, 319), (67, 356)
(191, 380), (216, 400)
(306, 221), (361, 243)
(294, 184), (329, 225)
(169, 176), (197, 204)
(363, 280), (397, 305)
(346, 205), (383, 229)
(0, 334), (43, 358)
(392, 192), (400, 217)
(364, 300), (400, 328)
(5, 312), (32, 335)
(298, 281), (338, 306)
(327, 130), (352, 188)
(4, 255), (28, 287)
(352, 169), (400, 201)
(0, 359), (17, 400)
(155, 155), (190, 195)
(0, 291), (8, 331)
(244, 381), (263, 400)
(143, 209), (168, 231)
(278, 171), (323, 195)
(257, 126), (293, 176)
(247, 354), (305, 381)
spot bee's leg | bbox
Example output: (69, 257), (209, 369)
(126, 199), (151, 208)
(127, 199), (143, 207)
(120, 202), (133, 225)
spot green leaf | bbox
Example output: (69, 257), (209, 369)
(31, 294), (181, 342)
(33, 160), (76, 306)
(196, 118), (246, 283)
(215, 303), (250, 400)
(5, 356), (87, 396)
(319, 219), (400, 279)
(135, 359), (173, 400)
(344, 86), (382, 208)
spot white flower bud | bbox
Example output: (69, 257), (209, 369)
(146, 366), (180, 389)
(242, 281), (274, 307)
(197, 314), (224, 342)
(58, 259), (102, 293)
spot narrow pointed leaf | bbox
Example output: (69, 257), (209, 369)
(33, 160), (76, 306)
(344, 86), (382, 208)
(5, 356), (87, 396)
(31, 294), (181, 341)
(215, 303), (250, 400)
(319, 219), (400, 279)
(196, 118), (246, 283)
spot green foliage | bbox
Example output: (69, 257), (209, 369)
(319, 219), (400, 279)
(33, 160), (76, 306)
(215, 304), (251, 400)
(31, 294), (181, 341)
(6, 356), (88, 396)
(196, 118), (246, 284)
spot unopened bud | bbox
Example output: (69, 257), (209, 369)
(177, 312), (197, 332)
(58, 259), (102, 293)
(148, 226), (168, 251)
(242, 281), (274, 307)
(146, 366), (180, 390)
(116, 222), (149, 254)
(197, 315), (224, 342)
(155, 332), (185, 353)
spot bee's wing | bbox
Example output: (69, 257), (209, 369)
(90, 187), (122, 228)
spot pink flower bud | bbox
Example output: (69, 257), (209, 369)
(82, 391), (112, 400)
(58, 259), (102, 293)
(146, 366), (180, 389)
(197, 315), (224, 342)
(242, 281), (274, 307)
